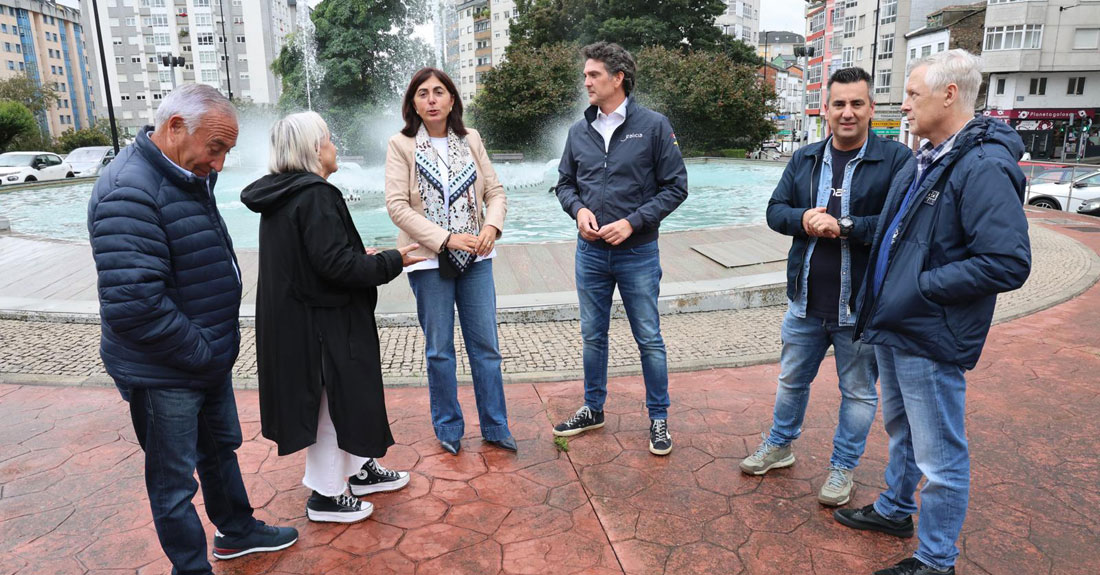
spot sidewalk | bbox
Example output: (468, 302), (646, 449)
(1, 214), (1099, 574)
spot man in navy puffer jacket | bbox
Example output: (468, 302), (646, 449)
(834, 51), (1031, 575)
(87, 84), (297, 574)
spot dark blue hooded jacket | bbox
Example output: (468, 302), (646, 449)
(87, 127), (242, 396)
(855, 116), (1031, 369)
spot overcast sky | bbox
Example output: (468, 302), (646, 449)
(761, 0), (808, 35)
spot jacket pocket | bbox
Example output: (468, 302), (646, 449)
(870, 238), (948, 349)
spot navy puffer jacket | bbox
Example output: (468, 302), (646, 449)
(87, 127), (242, 396)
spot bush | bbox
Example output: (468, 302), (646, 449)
(719, 148), (747, 158)
(0, 101), (39, 152)
(55, 119), (113, 153)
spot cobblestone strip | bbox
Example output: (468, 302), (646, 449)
(0, 226), (1094, 387)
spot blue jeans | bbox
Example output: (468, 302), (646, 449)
(872, 345), (968, 570)
(129, 377), (257, 575)
(767, 310), (879, 469)
(408, 259), (511, 443)
(576, 239), (669, 419)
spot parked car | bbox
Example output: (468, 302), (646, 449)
(1026, 169), (1100, 212)
(64, 146), (115, 177)
(1077, 197), (1100, 217)
(0, 152), (74, 185)
(1029, 167), (1084, 185)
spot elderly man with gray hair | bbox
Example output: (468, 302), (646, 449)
(87, 83), (298, 574)
(836, 50), (1031, 575)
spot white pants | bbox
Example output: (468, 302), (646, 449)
(302, 391), (367, 497)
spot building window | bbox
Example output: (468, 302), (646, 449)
(844, 16), (856, 38)
(806, 90), (821, 109)
(199, 50), (217, 63)
(235, 35), (245, 43)
(239, 72), (249, 80)
(921, 45), (931, 57)
(881, 0), (897, 24)
(1074, 28), (1100, 50)
(5, 61), (12, 70)
(233, 16), (244, 25)
(910, 47), (916, 60)
(114, 55), (124, 63)
(857, 47), (863, 61)
(120, 94), (130, 101)
(1029, 77), (1046, 95)
(876, 69), (891, 94)
(1068, 77), (1085, 95)
(197, 33), (214, 46)
(807, 62), (822, 85)
(136, 93), (146, 100)
(842, 46), (853, 68)
(809, 11), (825, 34)
(201, 69), (219, 81)
(984, 25), (1043, 51)
(879, 35), (894, 59)
(937, 42), (945, 52)
(195, 14), (212, 26)
(996, 78), (1005, 94)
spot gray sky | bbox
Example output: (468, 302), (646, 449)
(761, 0), (808, 35)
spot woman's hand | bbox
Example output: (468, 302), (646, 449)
(475, 225), (499, 257)
(398, 243), (427, 267)
(446, 233), (479, 253)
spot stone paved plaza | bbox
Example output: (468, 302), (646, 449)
(1, 213), (1099, 575)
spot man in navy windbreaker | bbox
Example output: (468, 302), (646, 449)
(87, 84), (297, 574)
(834, 51), (1031, 575)
(552, 42), (688, 456)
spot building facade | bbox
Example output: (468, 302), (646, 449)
(757, 31), (804, 60)
(717, 0), (761, 45)
(761, 57), (804, 152)
(0, 0), (96, 137)
(983, 0), (1100, 161)
(79, 0), (300, 138)
(442, 0), (514, 103)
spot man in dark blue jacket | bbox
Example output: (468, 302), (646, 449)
(834, 51), (1031, 575)
(552, 42), (688, 456)
(87, 84), (297, 574)
(742, 68), (913, 508)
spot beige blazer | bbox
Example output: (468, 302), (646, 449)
(384, 128), (507, 260)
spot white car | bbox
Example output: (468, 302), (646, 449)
(1026, 170), (1100, 213)
(0, 152), (74, 185)
(64, 146), (115, 177)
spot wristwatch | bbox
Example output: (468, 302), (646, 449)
(837, 216), (854, 239)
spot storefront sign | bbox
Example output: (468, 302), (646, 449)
(1015, 120), (1054, 131)
(872, 120), (901, 129)
(984, 108), (1095, 120)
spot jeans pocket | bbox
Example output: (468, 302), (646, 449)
(629, 241), (658, 256)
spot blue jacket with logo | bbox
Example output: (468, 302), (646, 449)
(87, 127), (242, 396)
(855, 116), (1031, 369)
(767, 131), (913, 324)
(556, 100), (688, 249)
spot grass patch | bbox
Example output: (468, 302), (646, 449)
(553, 436), (569, 452)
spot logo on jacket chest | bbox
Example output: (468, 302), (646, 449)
(924, 190), (941, 206)
(620, 133), (644, 142)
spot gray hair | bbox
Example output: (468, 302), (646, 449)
(908, 49), (983, 109)
(268, 111), (328, 175)
(582, 42), (636, 95)
(154, 83), (237, 133)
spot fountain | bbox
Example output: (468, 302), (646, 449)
(296, 6), (323, 111)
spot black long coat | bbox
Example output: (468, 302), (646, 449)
(241, 172), (403, 458)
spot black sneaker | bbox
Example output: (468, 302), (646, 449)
(306, 491), (373, 524)
(212, 521), (298, 560)
(833, 503), (914, 538)
(874, 557), (955, 575)
(649, 418), (672, 455)
(553, 406), (605, 437)
(349, 458), (410, 497)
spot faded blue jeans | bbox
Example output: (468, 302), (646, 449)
(128, 377), (257, 575)
(767, 309), (879, 470)
(872, 345), (969, 570)
(576, 238), (669, 419)
(408, 259), (511, 443)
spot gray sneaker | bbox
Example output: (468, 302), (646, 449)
(739, 438), (795, 475)
(818, 466), (854, 506)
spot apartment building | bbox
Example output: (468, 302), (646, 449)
(79, 0), (300, 138)
(983, 0), (1100, 161)
(757, 31), (804, 60)
(443, 0), (514, 102)
(718, 0), (761, 46)
(0, 0), (96, 137)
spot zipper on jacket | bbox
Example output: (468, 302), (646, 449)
(793, 153), (821, 301)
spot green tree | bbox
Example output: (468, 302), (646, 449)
(0, 74), (58, 117)
(54, 119), (114, 153)
(469, 42), (582, 154)
(635, 46), (776, 154)
(510, 0), (727, 53)
(717, 35), (763, 66)
(0, 100), (39, 151)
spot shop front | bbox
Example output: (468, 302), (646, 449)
(984, 108), (1099, 162)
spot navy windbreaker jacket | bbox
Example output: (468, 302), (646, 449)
(855, 116), (1032, 369)
(556, 99), (688, 249)
(87, 127), (242, 396)
(766, 131), (914, 306)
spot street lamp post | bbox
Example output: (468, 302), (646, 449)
(89, 0), (119, 154)
(160, 55), (185, 90)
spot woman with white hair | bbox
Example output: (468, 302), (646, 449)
(241, 111), (424, 523)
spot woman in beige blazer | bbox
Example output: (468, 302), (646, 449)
(385, 67), (515, 455)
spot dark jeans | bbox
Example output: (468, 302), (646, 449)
(129, 377), (256, 575)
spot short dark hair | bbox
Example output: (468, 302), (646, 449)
(826, 67), (873, 100)
(581, 42), (636, 96)
(400, 67), (467, 138)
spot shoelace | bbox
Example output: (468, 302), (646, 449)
(333, 493), (361, 509)
(750, 440), (775, 459)
(565, 406), (592, 427)
(651, 419), (669, 441)
(825, 466), (849, 489)
(366, 458), (401, 480)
